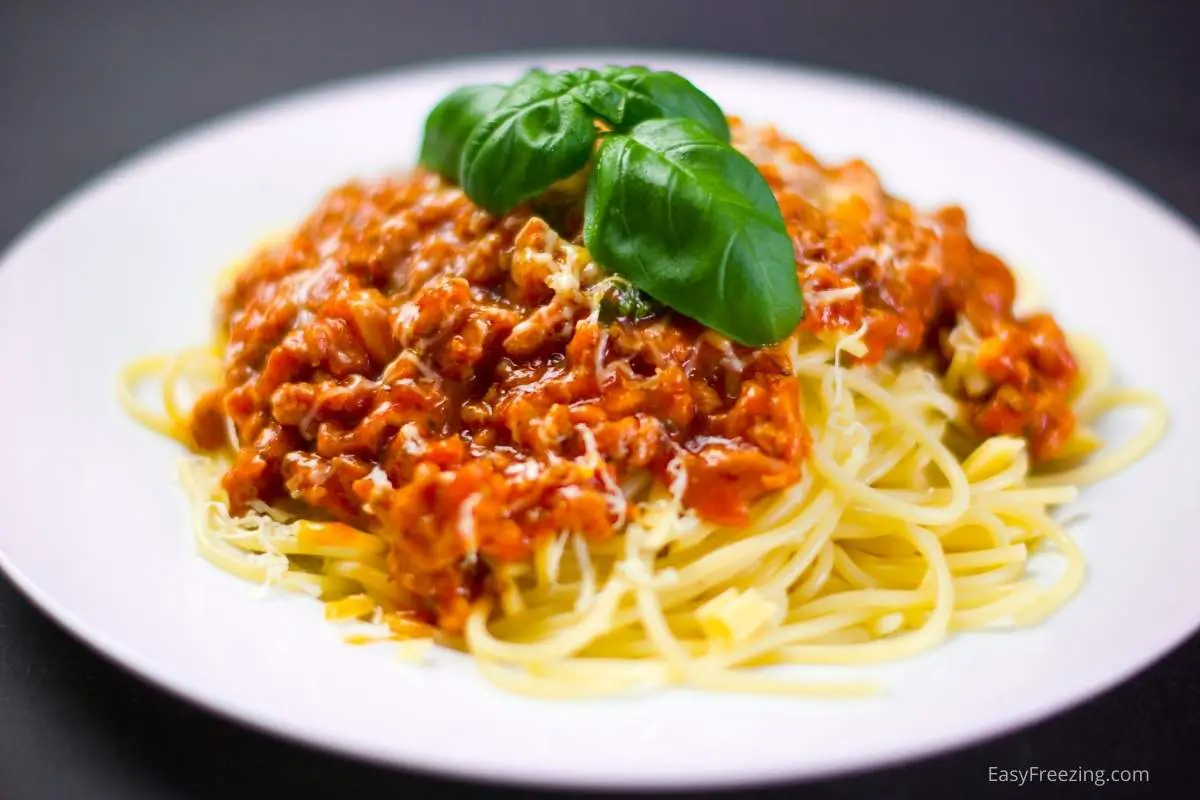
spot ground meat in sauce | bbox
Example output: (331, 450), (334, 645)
(190, 119), (1077, 631)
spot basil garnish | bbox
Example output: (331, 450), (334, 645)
(459, 70), (599, 214)
(596, 278), (662, 324)
(585, 119), (801, 346)
(570, 66), (730, 142)
(418, 83), (507, 183)
(418, 66), (803, 346)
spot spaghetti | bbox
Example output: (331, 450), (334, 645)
(119, 119), (1166, 698)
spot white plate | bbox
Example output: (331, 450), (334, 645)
(1, 51), (1198, 790)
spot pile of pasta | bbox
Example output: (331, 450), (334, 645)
(119, 322), (1165, 698)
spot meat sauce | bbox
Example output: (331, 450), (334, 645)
(190, 120), (1077, 630)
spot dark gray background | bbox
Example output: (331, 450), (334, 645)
(1, 1), (1196, 797)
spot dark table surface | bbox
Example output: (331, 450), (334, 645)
(1, 1), (1197, 797)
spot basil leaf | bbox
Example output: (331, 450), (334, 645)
(590, 67), (729, 142)
(597, 279), (661, 323)
(565, 66), (729, 143)
(418, 83), (507, 182)
(566, 68), (663, 133)
(583, 118), (802, 346)
(459, 70), (597, 214)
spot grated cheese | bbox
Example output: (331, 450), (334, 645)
(365, 465), (391, 490)
(397, 422), (426, 455)
(593, 325), (615, 387)
(809, 285), (862, 303)
(666, 453), (689, 507)
(696, 588), (778, 645)
(457, 493), (483, 561)
(393, 349), (440, 383)
(576, 424), (628, 527)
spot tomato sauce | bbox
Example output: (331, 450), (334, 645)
(190, 120), (1076, 629)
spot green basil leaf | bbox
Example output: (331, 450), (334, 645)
(583, 118), (802, 346)
(594, 66), (730, 142)
(566, 67), (663, 132)
(459, 70), (597, 214)
(418, 83), (507, 182)
(597, 278), (661, 323)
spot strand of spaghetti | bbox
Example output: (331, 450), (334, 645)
(872, 485), (1077, 507)
(635, 584), (693, 672)
(180, 460), (281, 583)
(163, 345), (218, 434)
(117, 355), (191, 444)
(1000, 516), (1054, 545)
(323, 561), (405, 606)
(579, 637), (705, 660)
(527, 658), (671, 685)
(571, 533), (598, 612)
(485, 603), (579, 641)
(788, 589), (927, 621)
(951, 584), (1023, 608)
(654, 494), (836, 609)
(464, 578), (630, 662)
(799, 386), (971, 524)
(943, 545), (1029, 572)
(1066, 334), (1112, 414)
(535, 531), (570, 588)
(951, 563), (1027, 592)
(850, 544), (1027, 574)
(1030, 390), (1167, 487)
(788, 578), (1019, 628)
(807, 627), (873, 646)
(844, 533), (917, 558)
(860, 434), (920, 485)
(192, 496), (350, 597)
(497, 565), (526, 617)
(831, 545), (881, 589)
(933, 509), (1013, 547)
(700, 609), (878, 668)
(731, 549), (791, 593)
(822, 560), (1020, 593)
(760, 492), (843, 596)
(664, 520), (725, 558)
(579, 526), (814, 647)
(621, 514), (694, 674)
(963, 449), (1031, 493)
(791, 540), (836, 600)
(213, 530), (386, 563)
(773, 525), (954, 665)
(1010, 520), (1087, 626)
(812, 361), (969, 487)
(950, 582), (1043, 629)
(181, 462), (355, 597)
(751, 471), (818, 531)
(162, 350), (194, 433)
(974, 487), (1078, 508)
